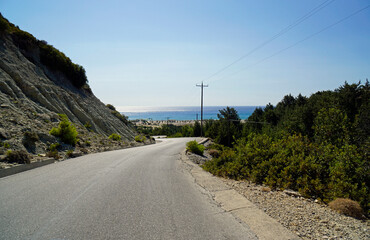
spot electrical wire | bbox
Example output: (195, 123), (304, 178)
(203, 0), (337, 83)
(212, 4), (370, 83)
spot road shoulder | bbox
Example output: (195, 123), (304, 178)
(181, 149), (300, 240)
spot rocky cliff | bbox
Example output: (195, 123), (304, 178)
(0, 14), (139, 162)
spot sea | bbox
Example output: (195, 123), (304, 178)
(120, 106), (260, 121)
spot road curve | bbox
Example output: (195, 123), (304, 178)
(0, 138), (257, 240)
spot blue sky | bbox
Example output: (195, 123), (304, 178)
(1, 0), (369, 110)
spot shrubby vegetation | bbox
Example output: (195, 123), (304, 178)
(136, 121), (202, 138)
(186, 140), (205, 155)
(106, 104), (129, 125)
(50, 114), (78, 146)
(134, 135), (147, 143)
(108, 133), (121, 141)
(0, 13), (88, 89)
(5, 150), (31, 164)
(47, 143), (61, 159)
(201, 81), (369, 216)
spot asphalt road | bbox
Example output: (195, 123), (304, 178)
(0, 138), (257, 240)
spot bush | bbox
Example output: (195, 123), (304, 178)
(49, 114), (78, 145)
(186, 140), (205, 155)
(84, 122), (92, 131)
(106, 104), (129, 125)
(48, 143), (60, 151)
(39, 42), (88, 88)
(0, 14), (10, 33)
(5, 150), (31, 164)
(3, 142), (10, 148)
(66, 150), (74, 158)
(46, 150), (59, 160)
(109, 133), (121, 141)
(328, 198), (365, 219)
(206, 143), (224, 151)
(170, 132), (183, 138)
(209, 149), (220, 158)
(135, 135), (146, 143)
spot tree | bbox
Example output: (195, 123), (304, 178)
(193, 121), (201, 137)
(216, 107), (241, 147)
(313, 107), (350, 147)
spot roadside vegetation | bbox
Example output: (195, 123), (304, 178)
(186, 140), (205, 155)
(134, 135), (147, 143)
(49, 114), (78, 146)
(108, 133), (121, 141)
(136, 121), (202, 137)
(175, 81), (369, 217)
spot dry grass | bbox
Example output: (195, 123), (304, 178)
(261, 186), (271, 192)
(328, 198), (365, 219)
(209, 149), (220, 158)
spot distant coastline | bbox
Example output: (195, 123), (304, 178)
(121, 106), (260, 121)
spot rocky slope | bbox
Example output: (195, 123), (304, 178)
(0, 14), (140, 164)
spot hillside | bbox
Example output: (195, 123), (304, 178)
(0, 14), (141, 163)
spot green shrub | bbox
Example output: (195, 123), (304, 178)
(84, 122), (92, 131)
(170, 132), (183, 138)
(109, 133), (121, 141)
(186, 140), (205, 155)
(135, 135), (147, 143)
(0, 14), (10, 33)
(48, 143), (61, 151)
(206, 143), (224, 151)
(3, 142), (10, 148)
(66, 150), (74, 158)
(106, 104), (129, 125)
(39, 42), (88, 88)
(5, 150), (31, 164)
(49, 114), (78, 145)
(106, 104), (115, 111)
(46, 150), (59, 159)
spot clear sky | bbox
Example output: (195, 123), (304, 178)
(1, 0), (369, 110)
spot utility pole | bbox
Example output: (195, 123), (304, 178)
(196, 81), (208, 137)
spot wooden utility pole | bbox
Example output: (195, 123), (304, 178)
(196, 82), (208, 137)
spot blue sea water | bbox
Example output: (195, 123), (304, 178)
(121, 106), (259, 121)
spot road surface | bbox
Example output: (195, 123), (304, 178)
(0, 138), (257, 239)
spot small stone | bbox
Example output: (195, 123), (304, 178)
(283, 189), (301, 197)
(0, 104), (10, 108)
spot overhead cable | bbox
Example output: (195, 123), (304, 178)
(213, 4), (370, 83)
(204, 0), (337, 83)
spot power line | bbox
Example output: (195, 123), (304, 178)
(213, 4), (370, 83)
(204, 0), (337, 83)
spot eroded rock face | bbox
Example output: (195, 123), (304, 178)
(0, 35), (136, 142)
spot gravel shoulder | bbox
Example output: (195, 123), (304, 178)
(185, 141), (369, 240)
